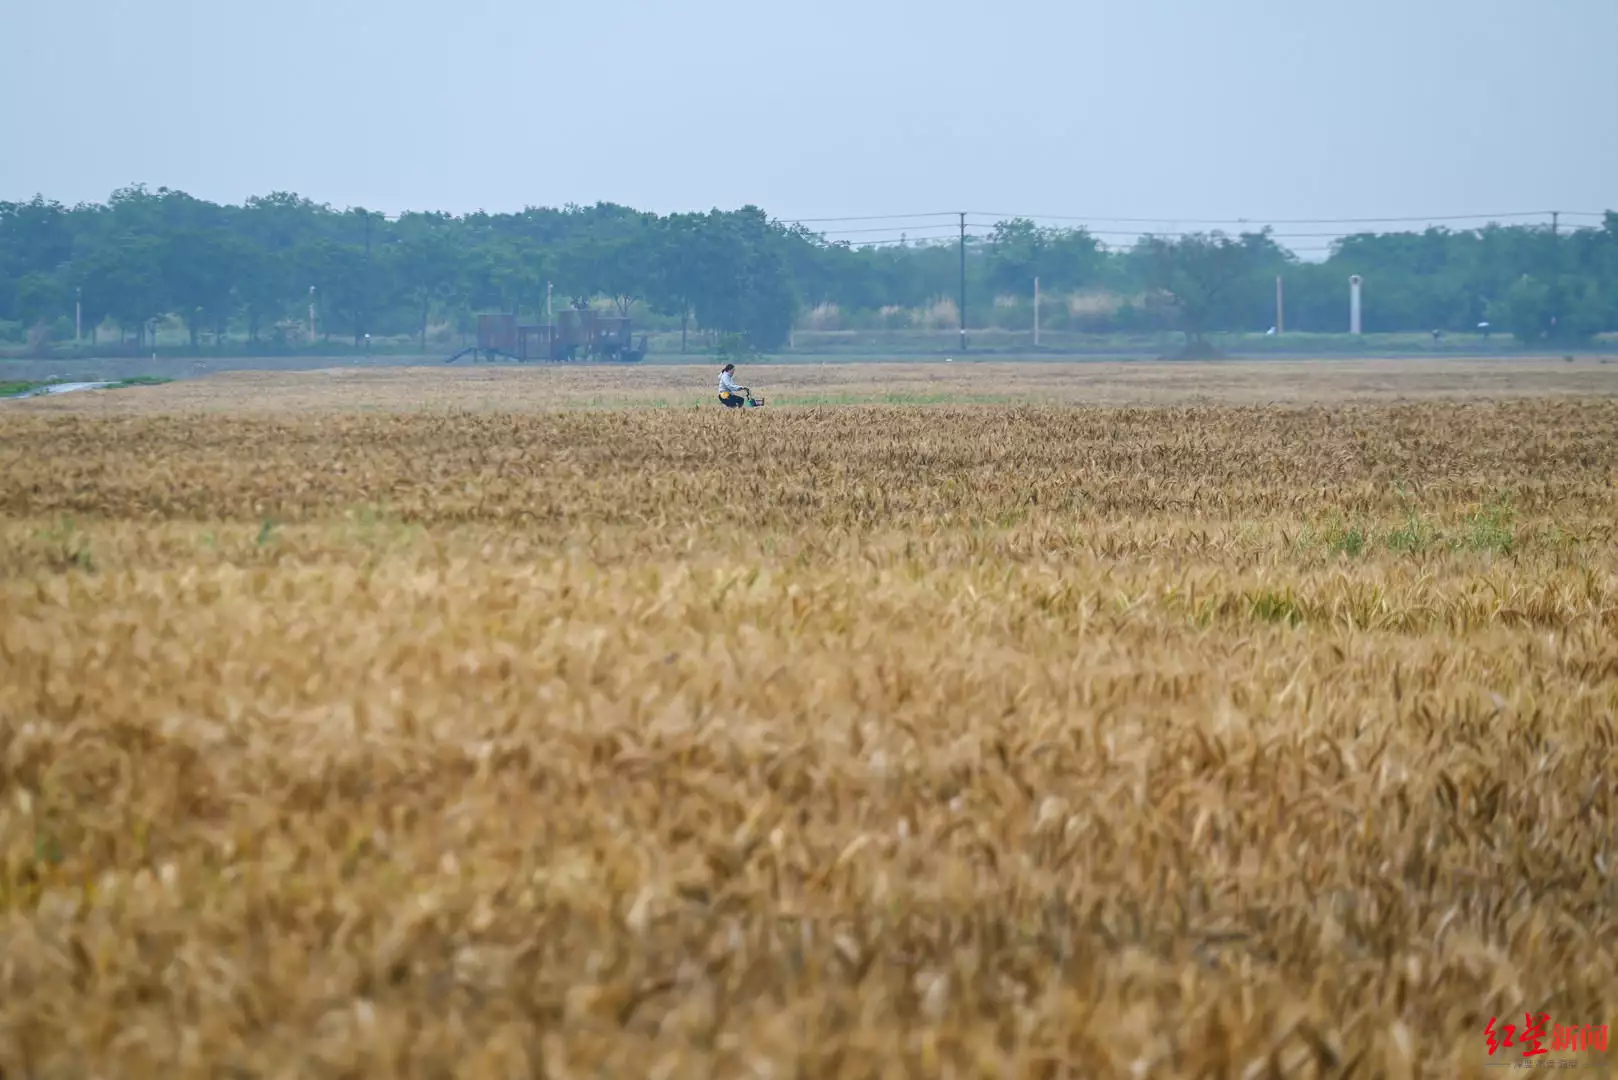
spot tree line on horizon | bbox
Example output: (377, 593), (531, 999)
(1, 185), (1615, 353)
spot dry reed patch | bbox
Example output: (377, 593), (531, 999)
(1, 401), (1616, 1078)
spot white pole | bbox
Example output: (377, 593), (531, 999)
(1033, 276), (1040, 347)
(309, 285), (317, 343)
(1349, 275), (1363, 335)
(75, 287), (82, 343)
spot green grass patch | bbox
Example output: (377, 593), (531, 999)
(1247, 588), (1304, 626)
(33, 515), (95, 572)
(1384, 481), (1437, 555)
(1460, 495), (1516, 555)
(1325, 522), (1369, 557)
(1384, 513), (1438, 554)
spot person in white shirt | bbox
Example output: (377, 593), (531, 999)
(718, 363), (747, 407)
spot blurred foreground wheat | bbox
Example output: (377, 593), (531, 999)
(1, 398), (1616, 1078)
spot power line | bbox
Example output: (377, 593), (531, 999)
(1079, 226), (1577, 239)
(807, 210), (1614, 253)
(813, 222), (967, 236)
(277, 203), (1613, 228)
(968, 209), (1577, 226)
(780, 211), (960, 224)
(827, 234), (987, 247)
(295, 205), (1614, 233)
(308, 203), (1611, 257)
(823, 227), (998, 247)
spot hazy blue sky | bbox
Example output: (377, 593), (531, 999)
(4, 0), (1615, 246)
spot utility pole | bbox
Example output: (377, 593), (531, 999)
(958, 211), (967, 354)
(1550, 211), (1561, 340)
(309, 285), (317, 344)
(1033, 276), (1040, 347)
(362, 210), (373, 344)
(75, 286), (82, 343)
(1275, 275), (1284, 334)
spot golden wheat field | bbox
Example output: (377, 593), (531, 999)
(2, 361), (1617, 1079)
(13, 357), (1618, 414)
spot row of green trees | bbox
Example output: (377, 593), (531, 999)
(0, 188), (801, 351)
(1124, 220), (1618, 345)
(2, 185), (1614, 351)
